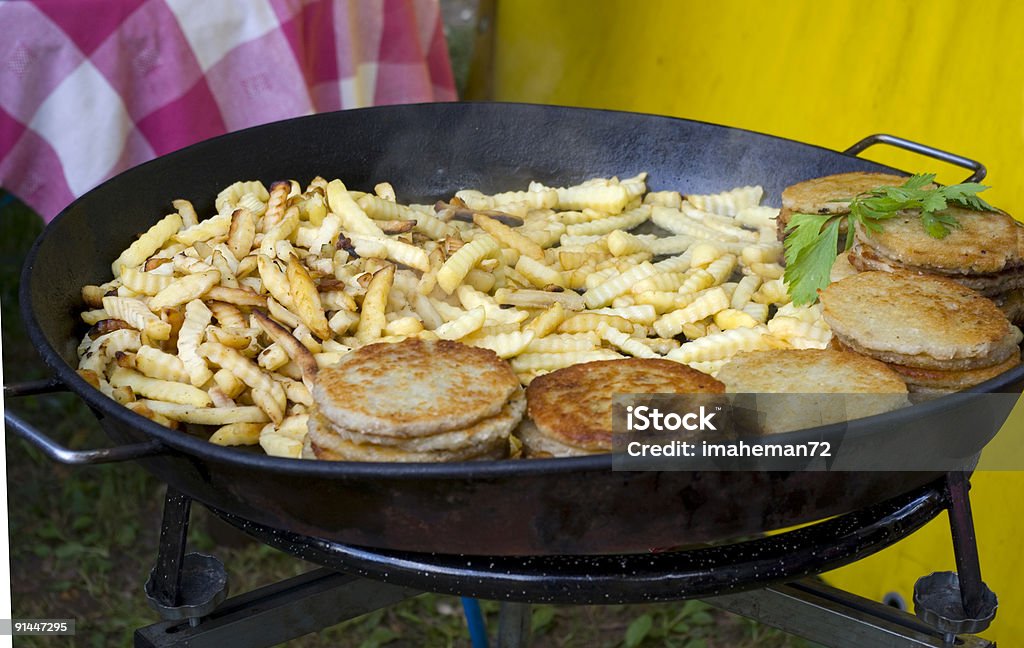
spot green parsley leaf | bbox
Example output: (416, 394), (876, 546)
(920, 210), (961, 238)
(902, 173), (936, 190)
(942, 183), (995, 211)
(783, 172), (993, 304)
(784, 214), (841, 305)
(920, 191), (948, 213)
(920, 212), (949, 238)
(784, 213), (833, 264)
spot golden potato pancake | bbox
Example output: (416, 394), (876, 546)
(313, 338), (520, 436)
(821, 271), (1021, 370)
(525, 358), (724, 454)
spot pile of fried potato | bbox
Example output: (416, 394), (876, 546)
(76, 173), (832, 458)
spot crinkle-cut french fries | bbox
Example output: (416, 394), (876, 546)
(77, 171), (823, 458)
(473, 213), (545, 261)
(466, 330), (535, 359)
(714, 308), (760, 331)
(102, 296), (172, 341)
(437, 235), (499, 294)
(209, 422), (263, 446)
(227, 208), (257, 260)
(174, 212), (231, 246)
(80, 329), (142, 375)
(109, 367), (212, 407)
(607, 229), (650, 257)
(549, 179), (631, 213)
(583, 261), (657, 309)
(112, 213), (183, 277)
(263, 181), (290, 231)
(121, 267), (175, 295)
(286, 254), (331, 339)
(327, 179), (384, 237)
(590, 304), (657, 326)
(260, 206), (299, 257)
(515, 255), (565, 289)
(598, 324), (659, 359)
(511, 349), (624, 373)
(524, 332), (599, 353)
(558, 313), (635, 335)
(135, 345), (189, 383)
(142, 400), (270, 425)
(493, 288), (584, 311)
(435, 306), (486, 340)
(667, 326), (786, 364)
(653, 287), (731, 338)
(205, 286), (267, 307)
(524, 302), (567, 337)
(150, 270), (220, 310)
(253, 310), (318, 387)
(356, 264), (395, 343)
(564, 205), (650, 237)
(686, 185), (763, 217)
(768, 315), (832, 349)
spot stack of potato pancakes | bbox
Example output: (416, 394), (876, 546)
(777, 172), (909, 246)
(778, 171), (1024, 392)
(820, 272), (1022, 393)
(847, 207), (1024, 324)
(306, 338), (524, 461)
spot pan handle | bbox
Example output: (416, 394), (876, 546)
(4, 380), (166, 465)
(844, 134), (986, 183)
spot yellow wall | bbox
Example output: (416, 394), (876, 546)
(490, 0), (1024, 210)
(489, 0), (1024, 640)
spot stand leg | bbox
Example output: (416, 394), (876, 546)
(151, 487), (192, 608)
(144, 490), (230, 625)
(705, 579), (995, 648)
(497, 602), (531, 648)
(135, 569), (421, 648)
(945, 472), (984, 618)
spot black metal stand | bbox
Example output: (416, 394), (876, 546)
(707, 580), (994, 648)
(143, 488), (229, 627)
(134, 475), (998, 648)
(911, 472), (998, 645)
(150, 489), (191, 608)
(497, 603), (531, 648)
(946, 471), (987, 618)
(136, 569), (421, 648)
(206, 482), (950, 604)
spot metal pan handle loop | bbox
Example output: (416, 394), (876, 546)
(844, 134), (986, 183)
(4, 380), (166, 465)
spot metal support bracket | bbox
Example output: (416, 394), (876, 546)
(945, 471), (988, 619)
(144, 488), (229, 626)
(705, 579), (995, 648)
(129, 477), (996, 647)
(912, 472), (998, 642)
(497, 602), (531, 648)
(135, 568), (421, 648)
(150, 489), (192, 608)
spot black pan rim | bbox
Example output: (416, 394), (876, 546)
(19, 102), (1024, 479)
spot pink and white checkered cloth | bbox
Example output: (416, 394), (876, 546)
(0, 0), (456, 222)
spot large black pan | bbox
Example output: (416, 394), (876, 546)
(7, 103), (1021, 555)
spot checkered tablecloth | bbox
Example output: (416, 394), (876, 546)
(0, 0), (457, 222)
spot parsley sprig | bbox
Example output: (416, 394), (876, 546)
(783, 173), (995, 305)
